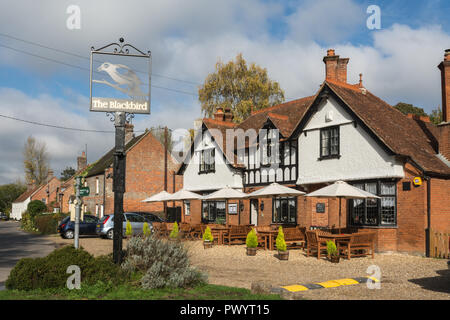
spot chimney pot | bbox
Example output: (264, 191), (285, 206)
(323, 49), (349, 83)
(77, 151), (87, 171)
(327, 49), (335, 56)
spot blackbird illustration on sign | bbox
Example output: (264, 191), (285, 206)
(93, 62), (147, 99)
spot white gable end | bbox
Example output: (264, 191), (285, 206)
(297, 96), (404, 185)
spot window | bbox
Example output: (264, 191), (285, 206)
(261, 129), (279, 166)
(199, 148), (215, 173)
(96, 178), (99, 194)
(272, 197), (297, 224)
(95, 204), (99, 216)
(100, 205), (104, 218)
(320, 126), (340, 159)
(126, 214), (145, 223)
(349, 180), (397, 227)
(184, 201), (190, 216)
(202, 200), (226, 224)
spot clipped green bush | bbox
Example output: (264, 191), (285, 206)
(20, 211), (38, 232)
(169, 222), (179, 239)
(126, 220), (133, 236)
(27, 200), (47, 218)
(246, 228), (258, 248)
(143, 222), (151, 237)
(121, 235), (206, 289)
(202, 226), (213, 242)
(275, 227), (287, 252)
(6, 246), (127, 291)
(326, 240), (338, 257)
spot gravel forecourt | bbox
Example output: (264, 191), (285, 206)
(45, 235), (450, 300)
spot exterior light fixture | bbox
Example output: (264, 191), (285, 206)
(260, 201), (264, 211)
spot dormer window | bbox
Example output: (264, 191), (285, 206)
(261, 128), (279, 166)
(320, 126), (340, 159)
(199, 148), (215, 174)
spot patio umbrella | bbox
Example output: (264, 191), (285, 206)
(246, 182), (305, 198)
(306, 180), (380, 232)
(141, 190), (172, 202)
(202, 187), (248, 225)
(164, 189), (202, 201)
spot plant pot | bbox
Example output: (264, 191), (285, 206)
(246, 247), (257, 256)
(277, 250), (289, 260)
(329, 255), (340, 263)
(203, 240), (213, 249)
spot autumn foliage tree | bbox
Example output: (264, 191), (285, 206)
(198, 53), (285, 123)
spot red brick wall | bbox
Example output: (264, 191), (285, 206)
(31, 177), (61, 210)
(430, 177), (450, 233)
(438, 123), (450, 161)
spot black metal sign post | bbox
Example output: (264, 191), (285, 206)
(89, 38), (151, 264)
(112, 111), (126, 264)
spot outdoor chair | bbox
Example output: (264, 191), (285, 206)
(305, 230), (328, 259)
(152, 222), (168, 238)
(338, 232), (375, 259)
(179, 223), (193, 240)
(189, 224), (203, 239)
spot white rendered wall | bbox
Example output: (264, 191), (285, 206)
(183, 130), (243, 192)
(297, 97), (404, 185)
(11, 198), (30, 220)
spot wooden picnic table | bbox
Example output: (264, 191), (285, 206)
(317, 233), (353, 249)
(257, 229), (278, 250)
(208, 225), (231, 245)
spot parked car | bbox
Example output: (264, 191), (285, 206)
(0, 212), (9, 221)
(96, 212), (153, 240)
(57, 215), (99, 239)
(133, 211), (165, 223)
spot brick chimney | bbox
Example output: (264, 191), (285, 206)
(323, 49), (349, 83)
(125, 122), (135, 144)
(77, 151), (87, 171)
(223, 107), (234, 122)
(438, 49), (450, 161)
(47, 169), (54, 182)
(213, 107), (224, 121)
(438, 49), (450, 123)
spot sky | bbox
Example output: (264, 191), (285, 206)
(0, 0), (449, 184)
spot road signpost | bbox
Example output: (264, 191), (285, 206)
(79, 187), (90, 197)
(89, 38), (151, 264)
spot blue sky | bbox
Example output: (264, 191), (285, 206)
(0, 0), (448, 184)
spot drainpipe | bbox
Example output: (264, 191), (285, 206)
(425, 176), (431, 257)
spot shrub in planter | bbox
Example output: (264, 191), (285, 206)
(126, 220), (133, 237)
(276, 227), (288, 260)
(202, 226), (214, 248)
(6, 246), (126, 290)
(143, 222), (151, 237)
(169, 221), (179, 240)
(121, 235), (207, 289)
(326, 240), (340, 263)
(246, 228), (258, 256)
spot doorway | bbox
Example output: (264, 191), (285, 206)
(250, 199), (258, 226)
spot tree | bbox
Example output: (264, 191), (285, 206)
(393, 102), (427, 117)
(198, 53), (285, 123)
(60, 167), (76, 181)
(23, 136), (50, 185)
(429, 106), (443, 125)
(27, 200), (47, 217)
(0, 183), (27, 213)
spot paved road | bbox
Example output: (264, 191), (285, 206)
(0, 220), (56, 290)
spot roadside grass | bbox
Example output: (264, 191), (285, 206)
(0, 281), (282, 300)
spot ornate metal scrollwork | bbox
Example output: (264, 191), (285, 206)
(91, 37), (151, 57)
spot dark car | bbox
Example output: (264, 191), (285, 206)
(57, 215), (99, 239)
(133, 212), (165, 223)
(0, 212), (9, 221)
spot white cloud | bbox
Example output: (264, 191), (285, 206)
(0, 0), (448, 183)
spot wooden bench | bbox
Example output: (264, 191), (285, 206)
(338, 232), (375, 259)
(226, 225), (252, 245)
(283, 227), (306, 249)
(306, 230), (328, 259)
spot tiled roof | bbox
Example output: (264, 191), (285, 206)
(13, 185), (40, 203)
(85, 132), (147, 178)
(325, 80), (450, 176)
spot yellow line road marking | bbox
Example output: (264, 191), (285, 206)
(282, 285), (309, 292)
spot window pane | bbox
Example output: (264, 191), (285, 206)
(288, 199), (296, 223)
(381, 196), (395, 224)
(381, 182), (395, 195)
(274, 199), (280, 222)
(281, 199), (288, 222)
(321, 130), (329, 156)
(352, 199), (365, 225)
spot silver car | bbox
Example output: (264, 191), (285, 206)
(96, 212), (153, 239)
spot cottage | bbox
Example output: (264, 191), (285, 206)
(178, 49), (450, 256)
(80, 123), (183, 218)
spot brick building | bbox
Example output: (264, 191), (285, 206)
(178, 49), (450, 256)
(81, 124), (182, 217)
